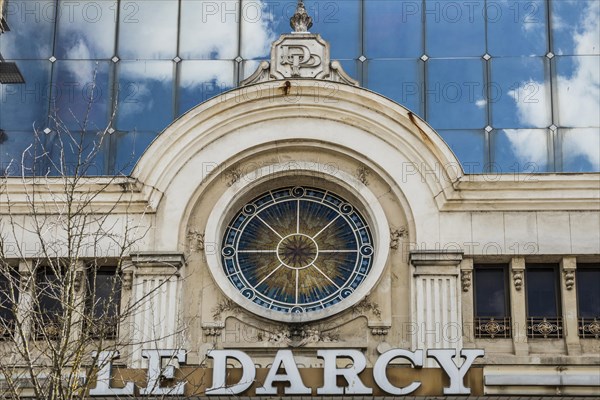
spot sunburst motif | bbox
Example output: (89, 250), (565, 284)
(222, 187), (374, 314)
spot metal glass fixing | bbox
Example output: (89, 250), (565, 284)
(221, 186), (374, 314)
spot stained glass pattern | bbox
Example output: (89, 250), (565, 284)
(221, 186), (373, 314)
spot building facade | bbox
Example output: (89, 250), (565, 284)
(0, 1), (599, 398)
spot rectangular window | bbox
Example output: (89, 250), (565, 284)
(86, 267), (121, 340)
(576, 263), (600, 338)
(526, 264), (562, 338)
(473, 264), (511, 338)
(0, 267), (19, 339)
(35, 266), (64, 340)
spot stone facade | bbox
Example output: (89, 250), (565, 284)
(0, 8), (599, 397)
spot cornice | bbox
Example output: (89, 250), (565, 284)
(0, 176), (153, 214)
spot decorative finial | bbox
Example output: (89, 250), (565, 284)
(290, 0), (313, 33)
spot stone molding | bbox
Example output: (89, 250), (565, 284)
(410, 250), (464, 269)
(131, 252), (185, 276)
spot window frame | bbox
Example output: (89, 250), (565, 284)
(473, 263), (511, 339)
(84, 265), (122, 340)
(525, 263), (563, 339)
(576, 263), (600, 339)
(33, 264), (65, 340)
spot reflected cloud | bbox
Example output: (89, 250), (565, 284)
(507, 2), (599, 169)
(502, 129), (548, 166)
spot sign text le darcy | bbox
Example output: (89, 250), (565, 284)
(90, 348), (484, 396)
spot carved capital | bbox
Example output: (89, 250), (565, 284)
(512, 269), (524, 291)
(202, 322), (225, 337)
(73, 270), (84, 292)
(461, 270), (472, 292)
(563, 269), (575, 290)
(122, 271), (133, 291)
(19, 270), (32, 290)
(371, 328), (389, 336)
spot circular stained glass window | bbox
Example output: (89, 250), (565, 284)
(221, 186), (374, 315)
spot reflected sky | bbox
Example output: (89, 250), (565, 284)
(0, 0), (598, 174)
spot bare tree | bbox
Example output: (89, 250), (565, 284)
(0, 84), (191, 399)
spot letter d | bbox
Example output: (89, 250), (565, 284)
(206, 350), (256, 395)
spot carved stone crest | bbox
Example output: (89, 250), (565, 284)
(241, 2), (357, 86)
(271, 34), (330, 79)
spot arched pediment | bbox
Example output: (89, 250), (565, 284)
(132, 80), (462, 251)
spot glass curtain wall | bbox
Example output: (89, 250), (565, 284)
(0, 0), (598, 175)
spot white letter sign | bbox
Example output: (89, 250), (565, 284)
(206, 350), (256, 395)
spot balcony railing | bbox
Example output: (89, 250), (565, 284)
(579, 318), (600, 339)
(474, 317), (512, 339)
(527, 317), (563, 338)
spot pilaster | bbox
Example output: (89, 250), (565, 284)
(410, 250), (463, 366)
(129, 252), (185, 368)
(460, 258), (475, 346)
(510, 257), (528, 355)
(560, 257), (581, 355)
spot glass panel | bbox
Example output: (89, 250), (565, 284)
(474, 266), (507, 317)
(36, 268), (63, 330)
(492, 129), (550, 173)
(577, 265), (600, 318)
(490, 57), (550, 129)
(487, 0), (547, 57)
(551, 0), (599, 56)
(178, 60), (234, 116)
(303, 0), (360, 60)
(555, 56), (600, 128)
(41, 130), (108, 176)
(438, 130), (485, 174)
(241, 0), (277, 59)
(51, 61), (111, 131)
(87, 268), (121, 338)
(526, 266), (559, 317)
(116, 61), (174, 132)
(427, 59), (486, 129)
(364, 0), (423, 58)
(0, 60), (51, 130)
(0, 131), (37, 175)
(180, 0), (239, 60)
(118, 1), (178, 60)
(0, 0), (56, 59)
(561, 128), (600, 172)
(55, 0), (117, 59)
(114, 130), (157, 175)
(337, 60), (358, 82)
(261, 0), (292, 34)
(365, 60), (423, 117)
(425, 0), (485, 57)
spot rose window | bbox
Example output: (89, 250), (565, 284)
(221, 186), (374, 314)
